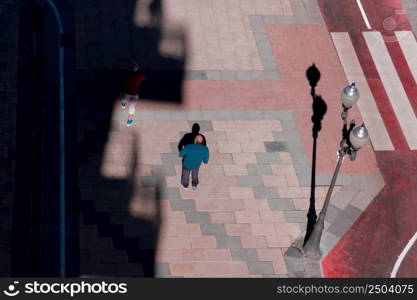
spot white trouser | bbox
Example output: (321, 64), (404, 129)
(121, 93), (139, 115)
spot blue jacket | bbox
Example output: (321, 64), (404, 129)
(179, 144), (209, 169)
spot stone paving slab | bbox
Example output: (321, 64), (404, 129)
(77, 109), (384, 277)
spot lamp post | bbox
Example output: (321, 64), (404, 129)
(303, 83), (370, 257)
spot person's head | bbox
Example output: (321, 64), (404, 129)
(194, 135), (203, 144)
(191, 123), (200, 134)
(131, 63), (140, 72)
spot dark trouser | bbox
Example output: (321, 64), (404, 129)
(181, 163), (199, 187)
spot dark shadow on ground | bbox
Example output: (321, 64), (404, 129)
(304, 63), (327, 245)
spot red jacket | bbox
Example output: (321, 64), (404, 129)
(123, 71), (145, 95)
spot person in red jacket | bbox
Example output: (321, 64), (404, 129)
(119, 63), (146, 127)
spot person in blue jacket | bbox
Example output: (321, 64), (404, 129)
(179, 135), (209, 189)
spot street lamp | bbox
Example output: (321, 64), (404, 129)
(303, 83), (370, 257)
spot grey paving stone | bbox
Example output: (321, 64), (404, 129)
(236, 71), (252, 80)
(221, 70), (236, 80)
(331, 186), (360, 210)
(320, 232), (339, 256)
(255, 152), (281, 164)
(151, 164), (176, 176)
(268, 198), (295, 211)
(285, 247), (303, 259)
(231, 249), (259, 262)
(284, 257), (305, 272)
(184, 111), (203, 121)
(186, 70), (207, 80)
(343, 204), (362, 222)
(169, 111), (186, 121)
(169, 199), (196, 211)
(246, 164), (273, 176)
(206, 70), (222, 80)
(216, 236), (242, 248)
(283, 210), (308, 223)
(238, 176), (263, 187)
(326, 214), (354, 239)
(263, 70), (280, 79)
(156, 263), (172, 277)
(272, 131), (286, 141)
(324, 204), (342, 225)
(200, 224), (226, 236)
(187, 120), (213, 131)
(163, 188), (181, 200)
(304, 259), (323, 278)
(185, 211), (211, 224)
(247, 261), (275, 275)
(262, 15), (279, 24)
(250, 71), (265, 80)
(202, 110), (232, 121)
(230, 110), (264, 120)
(264, 141), (288, 152)
(155, 110), (172, 121)
(160, 153), (181, 166)
(137, 110), (156, 121)
(253, 187), (279, 199)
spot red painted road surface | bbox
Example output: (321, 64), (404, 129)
(319, 0), (417, 277)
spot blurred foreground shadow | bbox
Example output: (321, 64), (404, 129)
(74, 0), (186, 276)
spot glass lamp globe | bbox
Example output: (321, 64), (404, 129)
(349, 123), (370, 150)
(341, 83), (360, 108)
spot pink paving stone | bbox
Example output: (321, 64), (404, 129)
(262, 175), (287, 187)
(174, 224), (202, 236)
(165, 176), (179, 188)
(193, 262), (249, 276)
(159, 237), (191, 249)
(137, 165), (152, 176)
(259, 211), (286, 223)
(278, 187), (306, 198)
(240, 140), (266, 153)
(217, 141), (242, 153)
(212, 121), (239, 131)
(251, 223), (277, 236)
(248, 130), (275, 141)
(226, 130), (251, 141)
(223, 164), (248, 176)
(190, 236), (217, 249)
(203, 131), (228, 141)
(292, 198), (310, 210)
(206, 142), (219, 153)
(163, 211), (187, 224)
(243, 198), (270, 211)
(235, 211), (261, 223)
(229, 187), (254, 199)
(271, 164), (297, 176)
(205, 249), (233, 261)
(272, 259), (288, 275)
(217, 199), (246, 211)
(209, 212), (236, 224)
(156, 249), (183, 262)
(170, 263), (197, 276)
(279, 152), (293, 163)
(198, 165), (225, 176)
(209, 153), (234, 165)
(180, 187), (229, 199)
(159, 224), (177, 237)
(181, 249), (207, 261)
(266, 235), (292, 248)
(139, 152), (162, 165)
(240, 236), (268, 248)
(285, 174), (300, 187)
(194, 198), (222, 212)
(275, 222), (301, 237)
(232, 153), (257, 164)
(225, 224), (253, 236)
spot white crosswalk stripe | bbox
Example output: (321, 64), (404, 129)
(364, 31), (417, 150)
(331, 32), (394, 151)
(396, 31), (417, 85)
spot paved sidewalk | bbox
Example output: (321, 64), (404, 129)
(75, 0), (383, 277)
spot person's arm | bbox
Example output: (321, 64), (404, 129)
(178, 135), (185, 152)
(203, 147), (209, 164)
(179, 145), (187, 158)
